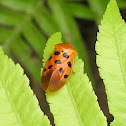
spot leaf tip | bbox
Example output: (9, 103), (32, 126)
(49, 32), (62, 41)
(107, 0), (118, 12)
(43, 32), (63, 61)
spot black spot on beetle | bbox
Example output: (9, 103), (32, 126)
(48, 56), (52, 60)
(55, 60), (62, 64)
(48, 65), (53, 69)
(67, 61), (71, 67)
(64, 74), (68, 78)
(54, 51), (60, 55)
(43, 68), (46, 72)
(59, 68), (63, 73)
(63, 53), (69, 58)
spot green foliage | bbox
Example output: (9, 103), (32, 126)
(0, 47), (50, 126)
(0, 0), (126, 125)
(0, 0), (98, 85)
(64, 3), (97, 20)
(0, 1), (46, 83)
(88, 0), (126, 23)
(96, 0), (126, 125)
(43, 32), (62, 62)
(43, 32), (107, 126)
(61, 0), (126, 24)
(0, 0), (125, 85)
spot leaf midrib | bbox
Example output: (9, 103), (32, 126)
(112, 17), (126, 86)
(67, 82), (83, 126)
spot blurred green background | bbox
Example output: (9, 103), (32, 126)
(0, 0), (126, 125)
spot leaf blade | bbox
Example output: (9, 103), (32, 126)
(95, 0), (126, 125)
(43, 32), (107, 126)
(0, 47), (50, 126)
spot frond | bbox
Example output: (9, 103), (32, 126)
(0, 47), (50, 126)
(96, 0), (126, 125)
(43, 32), (107, 126)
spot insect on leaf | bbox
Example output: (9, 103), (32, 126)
(42, 32), (107, 126)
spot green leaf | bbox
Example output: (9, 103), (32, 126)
(42, 32), (107, 126)
(22, 20), (46, 57)
(0, 28), (11, 43)
(88, 0), (108, 23)
(0, 7), (25, 26)
(0, 0), (38, 12)
(64, 3), (97, 20)
(95, 0), (126, 125)
(88, 0), (126, 23)
(116, 0), (126, 9)
(0, 0), (95, 86)
(43, 32), (62, 63)
(33, 6), (60, 36)
(0, 47), (50, 126)
(11, 36), (41, 82)
(0, 0), (46, 83)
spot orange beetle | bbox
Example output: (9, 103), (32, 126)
(41, 43), (77, 92)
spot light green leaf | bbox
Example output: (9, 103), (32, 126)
(96, 0), (126, 125)
(43, 32), (107, 126)
(0, 47), (50, 126)
(43, 32), (62, 63)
